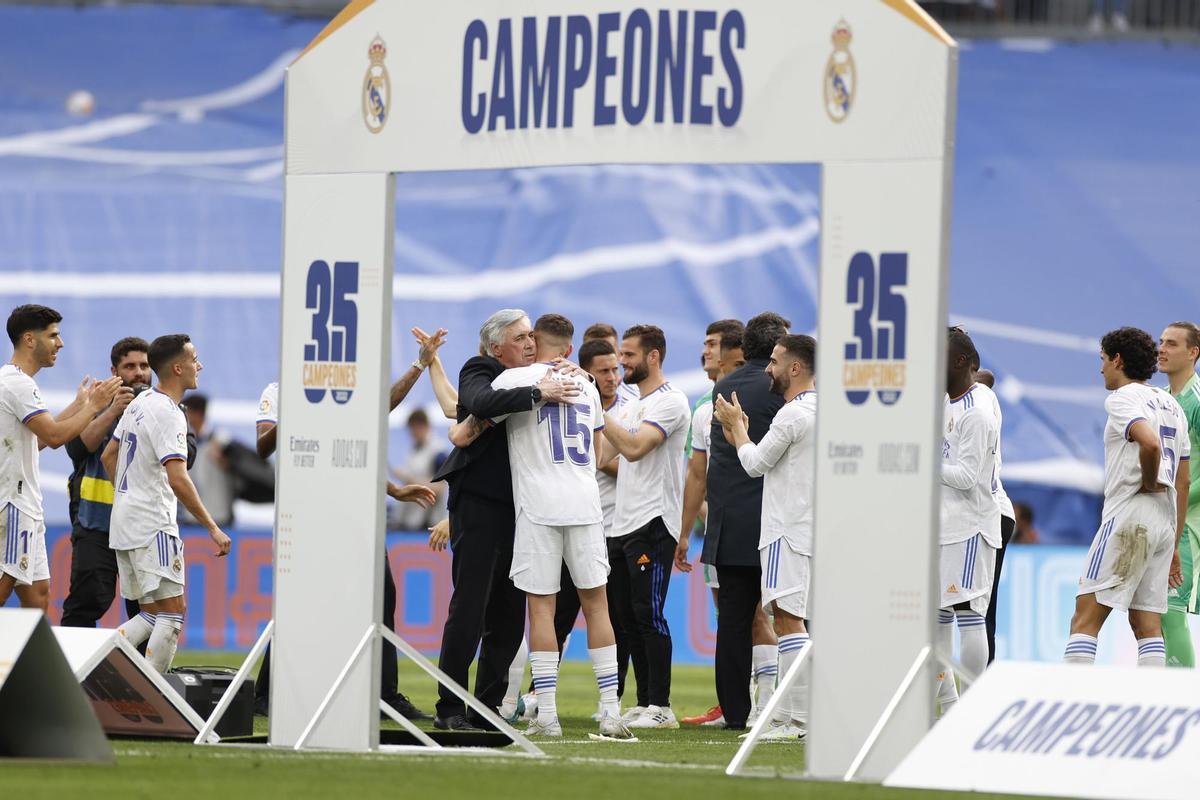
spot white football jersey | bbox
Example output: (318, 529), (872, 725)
(597, 394), (626, 535)
(985, 387), (1015, 520)
(109, 388), (190, 550)
(258, 382), (279, 425)
(737, 391), (817, 553)
(941, 383), (1001, 547)
(611, 382), (690, 540)
(491, 364), (604, 526)
(1101, 382), (1190, 523)
(690, 399), (713, 457)
(0, 364), (48, 519)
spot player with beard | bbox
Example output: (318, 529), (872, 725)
(1, 305), (121, 610)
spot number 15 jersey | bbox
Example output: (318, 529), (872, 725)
(109, 388), (189, 550)
(491, 364), (605, 527)
(1102, 382), (1190, 524)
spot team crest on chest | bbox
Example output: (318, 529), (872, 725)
(362, 35), (390, 134)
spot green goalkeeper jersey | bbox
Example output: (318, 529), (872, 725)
(1174, 373), (1200, 532)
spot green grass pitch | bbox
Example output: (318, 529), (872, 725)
(4, 652), (1030, 799)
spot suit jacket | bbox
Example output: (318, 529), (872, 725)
(701, 359), (785, 567)
(432, 355), (535, 510)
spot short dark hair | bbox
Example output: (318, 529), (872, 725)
(706, 319), (743, 338)
(583, 322), (618, 342)
(948, 326), (979, 368)
(579, 338), (616, 370)
(110, 336), (150, 368)
(778, 334), (816, 373)
(407, 408), (429, 427)
(719, 329), (743, 354)
(534, 313), (574, 341)
(743, 312), (791, 360)
(182, 393), (207, 415)
(1167, 321), (1200, 363)
(623, 324), (667, 363)
(1101, 327), (1157, 382)
(7, 304), (62, 346)
(148, 333), (191, 376)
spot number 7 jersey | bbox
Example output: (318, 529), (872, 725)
(491, 364), (605, 526)
(109, 388), (190, 550)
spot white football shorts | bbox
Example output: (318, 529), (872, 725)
(117, 531), (185, 603)
(0, 503), (48, 585)
(1077, 493), (1176, 614)
(510, 510), (609, 595)
(760, 537), (810, 619)
(939, 533), (996, 615)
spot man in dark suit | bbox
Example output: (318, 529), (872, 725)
(701, 311), (790, 729)
(431, 308), (578, 730)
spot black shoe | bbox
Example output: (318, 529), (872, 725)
(382, 693), (433, 721)
(253, 695), (269, 718)
(434, 714), (481, 731)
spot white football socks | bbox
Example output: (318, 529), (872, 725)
(752, 644), (779, 711)
(146, 612), (183, 673)
(777, 634), (809, 724)
(1137, 637), (1166, 667)
(504, 638), (529, 708)
(1063, 633), (1098, 664)
(530, 650), (559, 724)
(956, 611), (988, 680)
(118, 611), (157, 647)
(935, 609), (959, 712)
(589, 644), (621, 717)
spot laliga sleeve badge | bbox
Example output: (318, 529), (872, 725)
(363, 35), (390, 134)
(824, 20), (855, 124)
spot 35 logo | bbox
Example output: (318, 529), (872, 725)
(843, 252), (907, 406)
(303, 260), (359, 405)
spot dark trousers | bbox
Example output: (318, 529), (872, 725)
(714, 564), (761, 728)
(610, 518), (674, 708)
(435, 497), (526, 722)
(986, 515), (1017, 664)
(61, 524), (140, 628)
(256, 552), (399, 701)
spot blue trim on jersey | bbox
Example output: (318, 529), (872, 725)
(159, 453), (186, 464)
(644, 420), (668, 438)
(1124, 416), (1147, 441)
(950, 387), (976, 406)
(21, 408), (47, 424)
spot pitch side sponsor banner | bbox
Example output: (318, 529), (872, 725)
(886, 661), (1200, 800)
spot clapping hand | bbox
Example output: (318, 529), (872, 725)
(412, 327), (448, 367)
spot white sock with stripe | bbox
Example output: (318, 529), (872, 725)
(956, 611), (988, 682)
(503, 638), (529, 707)
(1137, 637), (1166, 667)
(589, 644), (621, 717)
(146, 612), (183, 672)
(936, 609), (959, 711)
(118, 611), (156, 647)
(777, 634), (809, 724)
(752, 644), (779, 711)
(1063, 633), (1098, 664)
(530, 651), (559, 724)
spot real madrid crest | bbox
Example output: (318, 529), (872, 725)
(824, 20), (856, 124)
(362, 35), (390, 134)
(173, 557), (182, 574)
(18, 555), (28, 571)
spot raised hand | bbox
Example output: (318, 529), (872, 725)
(412, 327), (448, 367)
(86, 376), (123, 412)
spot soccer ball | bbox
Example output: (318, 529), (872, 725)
(66, 90), (95, 116)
